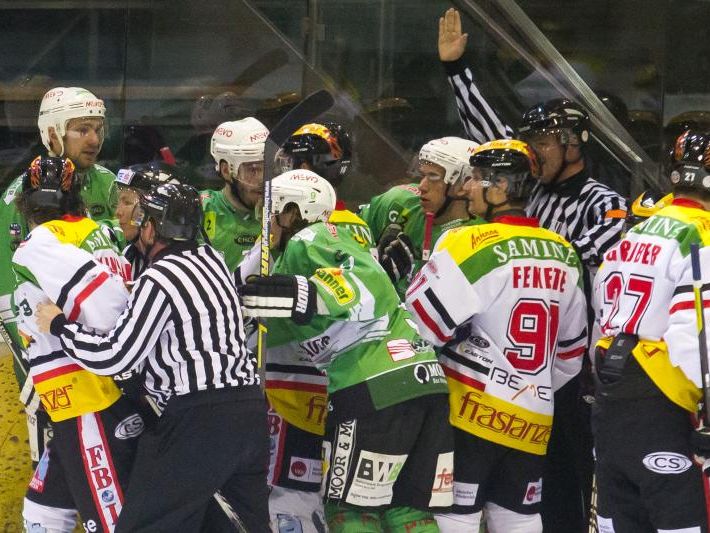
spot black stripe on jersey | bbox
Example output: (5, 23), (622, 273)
(558, 330), (588, 348)
(674, 282), (710, 296)
(31, 349), (70, 367)
(442, 346), (491, 376)
(425, 288), (456, 330)
(266, 363), (325, 376)
(56, 260), (96, 309)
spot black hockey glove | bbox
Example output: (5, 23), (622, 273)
(239, 274), (317, 325)
(377, 224), (415, 284)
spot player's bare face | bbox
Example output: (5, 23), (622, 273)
(463, 169), (488, 217)
(418, 162), (447, 214)
(527, 133), (564, 185)
(235, 161), (264, 209)
(116, 188), (140, 241)
(63, 117), (105, 170)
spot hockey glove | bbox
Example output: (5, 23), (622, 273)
(239, 274), (317, 325)
(377, 224), (415, 284)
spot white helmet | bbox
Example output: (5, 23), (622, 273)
(271, 170), (336, 224)
(210, 117), (269, 178)
(418, 136), (477, 185)
(37, 87), (106, 156)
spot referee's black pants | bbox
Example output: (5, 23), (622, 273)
(115, 386), (270, 533)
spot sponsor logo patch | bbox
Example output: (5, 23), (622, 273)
(429, 452), (454, 507)
(327, 420), (355, 500)
(29, 447), (51, 493)
(523, 478), (542, 505)
(114, 414), (144, 440)
(346, 450), (407, 506)
(642, 452), (693, 474)
(413, 362), (447, 385)
(453, 481), (479, 506)
(387, 339), (416, 361)
(312, 268), (355, 304)
(288, 456), (323, 484)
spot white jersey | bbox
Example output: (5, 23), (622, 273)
(13, 217), (129, 421)
(405, 217), (587, 455)
(593, 200), (709, 412)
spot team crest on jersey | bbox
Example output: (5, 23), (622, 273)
(312, 268), (355, 304)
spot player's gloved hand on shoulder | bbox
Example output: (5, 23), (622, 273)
(239, 274), (317, 325)
(378, 224), (415, 284)
(691, 423), (710, 476)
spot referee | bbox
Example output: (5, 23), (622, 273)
(37, 183), (268, 532)
(439, 10), (626, 532)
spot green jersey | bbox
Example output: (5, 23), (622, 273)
(201, 188), (260, 271)
(0, 164), (118, 380)
(267, 220), (448, 425)
(360, 183), (485, 296)
(359, 183), (421, 242)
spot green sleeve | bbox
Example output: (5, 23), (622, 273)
(359, 184), (421, 242)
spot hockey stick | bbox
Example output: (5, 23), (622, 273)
(689, 243), (710, 533)
(690, 243), (710, 424)
(256, 89), (334, 370)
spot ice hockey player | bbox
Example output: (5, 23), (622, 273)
(203, 117), (268, 270)
(240, 170), (454, 533)
(360, 136), (484, 295)
(14, 156), (140, 533)
(261, 121), (371, 532)
(405, 140), (587, 533)
(0, 87), (118, 473)
(591, 130), (710, 532)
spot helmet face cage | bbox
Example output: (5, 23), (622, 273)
(137, 183), (203, 241)
(37, 87), (106, 156)
(278, 123), (352, 185)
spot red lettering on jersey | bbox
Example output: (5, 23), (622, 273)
(616, 240), (660, 265)
(512, 266), (567, 293)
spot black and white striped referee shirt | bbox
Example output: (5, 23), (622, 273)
(444, 58), (627, 267)
(444, 58), (515, 144)
(525, 173), (627, 267)
(50, 242), (259, 409)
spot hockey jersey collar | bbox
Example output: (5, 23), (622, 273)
(493, 215), (540, 227)
(671, 197), (705, 210)
(541, 164), (589, 197)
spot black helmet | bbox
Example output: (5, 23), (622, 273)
(469, 140), (539, 201)
(670, 131), (710, 194)
(276, 122), (352, 187)
(22, 156), (79, 209)
(518, 98), (590, 145)
(135, 183), (203, 241)
(116, 162), (183, 195)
